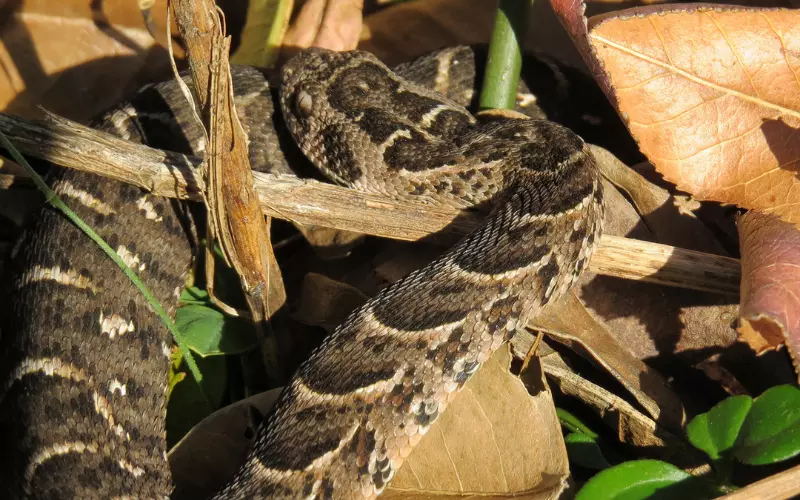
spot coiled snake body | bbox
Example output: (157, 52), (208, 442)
(0, 47), (602, 498)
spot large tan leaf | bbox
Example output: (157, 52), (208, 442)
(168, 346), (568, 499)
(551, 1), (800, 226)
(384, 345), (569, 499)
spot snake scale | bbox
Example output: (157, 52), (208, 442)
(0, 46), (603, 498)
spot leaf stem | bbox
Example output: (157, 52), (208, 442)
(713, 456), (738, 493)
(0, 131), (206, 391)
(479, 0), (532, 111)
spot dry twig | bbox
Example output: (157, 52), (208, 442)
(0, 111), (741, 296)
(170, 0), (287, 380)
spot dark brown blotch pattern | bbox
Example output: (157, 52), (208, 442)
(320, 123), (362, 183)
(356, 108), (409, 145)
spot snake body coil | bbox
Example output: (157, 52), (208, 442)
(1, 48), (602, 498)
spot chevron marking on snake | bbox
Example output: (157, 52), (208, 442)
(55, 181), (116, 215)
(24, 441), (100, 493)
(17, 265), (98, 293)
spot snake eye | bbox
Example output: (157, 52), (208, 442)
(295, 90), (313, 117)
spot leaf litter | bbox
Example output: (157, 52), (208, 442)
(1, 0), (799, 497)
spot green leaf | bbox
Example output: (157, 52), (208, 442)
(557, 408), (599, 438)
(0, 130), (204, 389)
(179, 286), (210, 305)
(175, 304), (258, 356)
(735, 385), (800, 465)
(565, 432), (611, 470)
(686, 395), (753, 460)
(575, 460), (701, 500)
(166, 354), (228, 448)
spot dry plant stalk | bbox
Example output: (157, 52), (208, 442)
(171, 0), (287, 379)
(719, 463), (800, 500)
(0, 112), (741, 296)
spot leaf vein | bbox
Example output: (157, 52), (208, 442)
(592, 34), (800, 119)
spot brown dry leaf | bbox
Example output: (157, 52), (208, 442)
(540, 349), (709, 472)
(384, 344), (569, 499)
(590, 144), (727, 255)
(738, 211), (800, 377)
(574, 175), (749, 387)
(551, 1), (800, 226)
(0, 0), (172, 120)
(565, 179), (742, 385)
(361, 0), (497, 65)
(532, 290), (686, 431)
(293, 272), (368, 331)
(168, 389), (282, 497)
(282, 0), (363, 55)
(296, 224), (365, 260)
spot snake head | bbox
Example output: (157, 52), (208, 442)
(280, 47), (346, 125)
(280, 49), (379, 141)
(280, 48), (388, 184)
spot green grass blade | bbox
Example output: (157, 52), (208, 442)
(479, 0), (532, 111)
(0, 131), (205, 391)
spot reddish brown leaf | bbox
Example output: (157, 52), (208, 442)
(552, 1), (800, 226)
(738, 211), (800, 379)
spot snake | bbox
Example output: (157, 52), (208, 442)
(0, 46), (603, 498)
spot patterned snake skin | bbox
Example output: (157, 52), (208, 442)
(0, 47), (603, 498)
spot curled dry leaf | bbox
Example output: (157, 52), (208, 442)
(532, 290), (686, 432)
(552, 1), (800, 226)
(384, 345), (569, 499)
(541, 349), (709, 473)
(738, 211), (800, 379)
(168, 389), (282, 497)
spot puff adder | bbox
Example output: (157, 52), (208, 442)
(0, 47), (603, 499)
